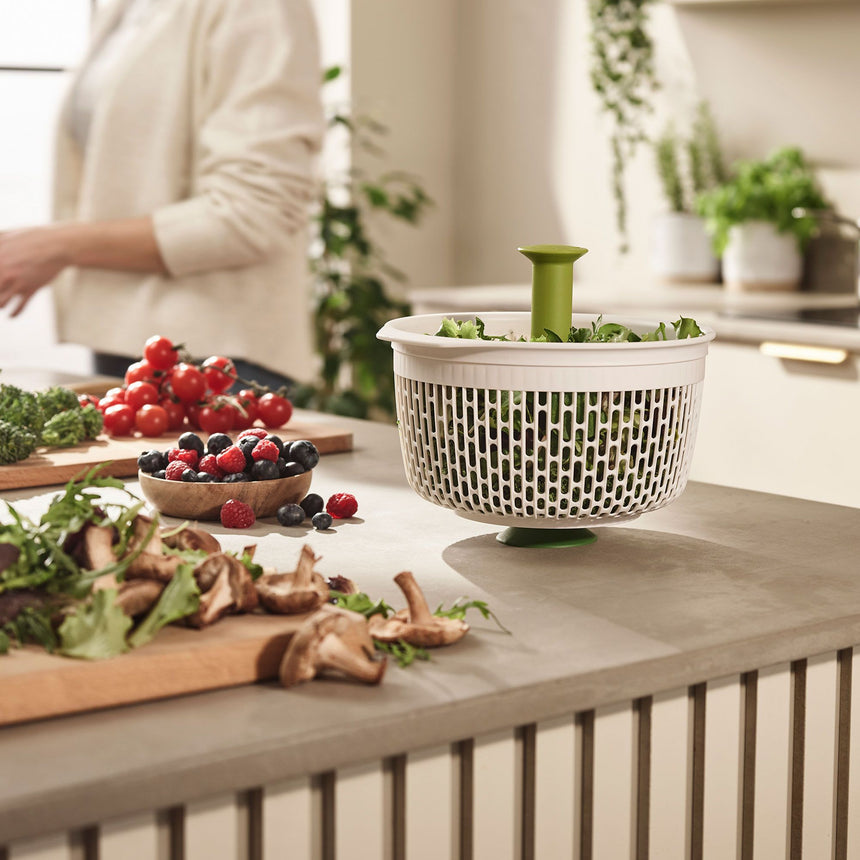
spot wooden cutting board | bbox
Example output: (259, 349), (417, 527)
(0, 419), (353, 491)
(0, 613), (311, 727)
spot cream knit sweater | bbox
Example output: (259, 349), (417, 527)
(52, 0), (326, 380)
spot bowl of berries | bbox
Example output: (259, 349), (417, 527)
(137, 429), (319, 521)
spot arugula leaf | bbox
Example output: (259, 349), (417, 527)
(128, 564), (200, 649)
(58, 589), (133, 660)
(330, 590), (395, 619)
(374, 638), (430, 667)
(435, 598), (511, 634)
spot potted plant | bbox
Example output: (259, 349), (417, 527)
(696, 146), (831, 292)
(652, 103), (726, 284)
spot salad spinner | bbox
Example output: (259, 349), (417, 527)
(377, 245), (716, 547)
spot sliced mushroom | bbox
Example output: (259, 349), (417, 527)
(186, 553), (258, 627)
(162, 526), (221, 555)
(279, 604), (387, 687)
(125, 551), (183, 583)
(368, 571), (470, 648)
(79, 524), (118, 570)
(129, 514), (164, 556)
(115, 579), (165, 617)
(256, 544), (329, 615)
(326, 574), (358, 596)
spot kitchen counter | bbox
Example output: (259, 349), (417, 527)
(410, 283), (860, 352)
(2, 411), (860, 857)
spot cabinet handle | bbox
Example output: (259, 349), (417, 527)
(759, 341), (848, 364)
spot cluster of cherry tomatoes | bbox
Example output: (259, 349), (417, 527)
(83, 335), (294, 438)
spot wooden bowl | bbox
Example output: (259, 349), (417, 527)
(138, 470), (313, 521)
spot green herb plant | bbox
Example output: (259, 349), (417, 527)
(292, 66), (432, 421)
(696, 146), (831, 255)
(589, 0), (659, 253)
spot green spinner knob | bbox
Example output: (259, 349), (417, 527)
(518, 244), (588, 340)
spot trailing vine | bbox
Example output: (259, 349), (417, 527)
(292, 67), (432, 421)
(588, 0), (659, 253)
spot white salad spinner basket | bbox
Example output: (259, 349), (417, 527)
(377, 311), (716, 538)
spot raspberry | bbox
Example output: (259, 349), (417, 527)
(167, 447), (199, 468)
(215, 444), (247, 474)
(220, 499), (256, 529)
(165, 460), (192, 481)
(237, 427), (267, 440)
(326, 493), (358, 519)
(198, 453), (225, 479)
(251, 439), (280, 462)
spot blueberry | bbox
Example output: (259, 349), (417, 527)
(206, 433), (233, 456)
(195, 472), (216, 483)
(288, 440), (319, 471)
(300, 493), (324, 518)
(311, 511), (333, 530)
(180, 468), (199, 482)
(276, 503), (306, 526)
(178, 432), (205, 457)
(276, 457), (288, 477)
(250, 459), (280, 481)
(238, 436), (259, 468)
(153, 469), (167, 480)
(264, 434), (286, 459)
(137, 449), (167, 473)
(281, 461), (306, 477)
(223, 471), (249, 483)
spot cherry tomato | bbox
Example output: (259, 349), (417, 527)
(105, 386), (126, 403)
(125, 381), (159, 411)
(159, 398), (186, 431)
(134, 404), (169, 437)
(143, 335), (180, 371)
(198, 404), (234, 434)
(201, 355), (237, 394)
(184, 400), (204, 429)
(169, 363), (207, 403)
(78, 394), (100, 410)
(124, 360), (159, 387)
(257, 392), (293, 428)
(231, 389), (258, 430)
(103, 403), (135, 436)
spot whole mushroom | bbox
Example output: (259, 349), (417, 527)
(368, 571), (469, 648)
(256, 544), (329, 615)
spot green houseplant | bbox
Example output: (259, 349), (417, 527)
(292, 67), (432, 420)
(588, 0), (659, 254)
(696, 146), (831, 291)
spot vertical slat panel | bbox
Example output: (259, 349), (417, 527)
(6, 836), (72, 860)
(404, 744), (458, 860)
(99, 811), (160, 859)
(534, 714), (578, 860)
(472, 728), (520, 860)
(262, 776), (318, 860)
(802, 652), (839, 857)
(334, 760), (390, 860)
(753, 662), (792, 859)
(649, 687), (692, 860)
(185, 793), (243, 860)
(847, 648), (860, 856)
(591, 701), (636, 860)
(702, 675), (743, 859)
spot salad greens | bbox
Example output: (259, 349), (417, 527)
(0, 467), (203, 659)
(434, 315), (704, 344)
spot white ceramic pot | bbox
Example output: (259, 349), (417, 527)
(722, 220), (802, 292)
(651, 212), (720, 284)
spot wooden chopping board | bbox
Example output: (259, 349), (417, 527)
(0, 419), (353, 491)
(0, 613), (311, 727)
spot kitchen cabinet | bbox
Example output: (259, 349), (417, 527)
(2, 411), (860, 857)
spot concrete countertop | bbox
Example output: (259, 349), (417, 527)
(1, 410), (859, 842)
(409, 283), (860, 352)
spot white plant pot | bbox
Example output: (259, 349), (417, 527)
(722, 220), (803, 292)
(651, 212), (720, 284)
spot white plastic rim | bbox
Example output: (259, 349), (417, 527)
(379, 311), (715, 528)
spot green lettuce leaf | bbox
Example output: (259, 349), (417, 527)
(128, 563), (200, 649)
(58, 589), (132, 660)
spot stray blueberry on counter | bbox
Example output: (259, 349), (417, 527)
(311, 511), (333, 530)
(299, 493), (324, 518)
(277, 503), (306, 527)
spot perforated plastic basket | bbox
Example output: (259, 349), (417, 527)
(377, 311), (716, 529)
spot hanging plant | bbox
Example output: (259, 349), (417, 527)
(588, 0), (659, 253)
(291, 66), (432, 421)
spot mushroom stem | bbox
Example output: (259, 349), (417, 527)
(293, 544), (318, 591)
(316, 633), (386, 684)
(393, 571), (435, 624)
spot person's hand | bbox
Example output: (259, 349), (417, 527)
(0, 226), (70, 317)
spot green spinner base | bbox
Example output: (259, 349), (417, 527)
(495, 527), (597, 548)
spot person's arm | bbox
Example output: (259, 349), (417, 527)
(0, 217), (166, 317)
